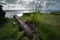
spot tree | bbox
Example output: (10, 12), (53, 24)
(0, 5), (6, 18)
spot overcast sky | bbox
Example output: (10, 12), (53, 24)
(0, 0), (36, 4)
(0, 0), (36, 10)
(0, 0), (60, 11)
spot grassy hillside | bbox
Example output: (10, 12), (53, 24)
(20, 12), (60, 40)
(0, 12), (60, 40)
(0, 18), (26, 40)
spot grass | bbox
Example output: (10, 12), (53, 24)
(0, 18), (26, 40)
(20, 12), (60, 40)
(0, 12), (60, 40)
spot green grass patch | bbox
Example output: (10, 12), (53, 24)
(0, 18), (26, 40)
(20, 12), (60, 40)
(0, 12), (60, 40)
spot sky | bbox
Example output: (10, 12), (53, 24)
(0, 0), (60, 12)
(0, 0), (36, 10)
(0, 0), (36, 4)
(1, 0), (60, 18)
(0, 0), (36, 18)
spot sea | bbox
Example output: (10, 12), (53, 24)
(5, 10), (35, 18)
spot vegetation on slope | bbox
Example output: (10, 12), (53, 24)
(0, 18), (25, 40)
(0, 12), (60, 40)
(20, 12), (60, 40)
